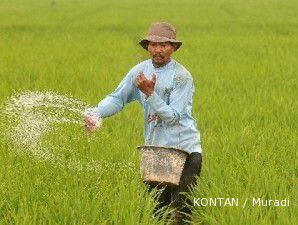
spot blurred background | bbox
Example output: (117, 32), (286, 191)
(0, 0), (297, 224)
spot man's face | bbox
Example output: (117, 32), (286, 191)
(147, 42), (176, 67)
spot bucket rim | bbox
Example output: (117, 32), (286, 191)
(137, 145), (189, 155)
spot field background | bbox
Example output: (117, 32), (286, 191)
(0, 0), (297, 224)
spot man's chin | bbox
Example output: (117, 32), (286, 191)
(152, 59), (165, 67)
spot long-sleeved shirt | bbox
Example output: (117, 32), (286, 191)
(88, 58), (202, 154)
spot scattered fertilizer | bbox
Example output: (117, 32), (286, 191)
(0, 91), (133, 172)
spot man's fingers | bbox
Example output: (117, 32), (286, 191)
(135, 73), (147, 87)
(138, 72), (147, 81)
(135, 78), (140, 87)
(84, 116), (96, 127)
(84, 120), (97, 133)
(151, 74), (156, 83)
(84, 117), (91, 124)
(84, 116), (93, 123)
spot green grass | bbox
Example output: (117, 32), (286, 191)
(0, 0), (297, 224)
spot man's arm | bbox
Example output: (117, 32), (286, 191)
(84, 68), (137, 132)
(94, 70), (137, 118)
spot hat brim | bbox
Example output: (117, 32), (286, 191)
(139, 35), (182, 51)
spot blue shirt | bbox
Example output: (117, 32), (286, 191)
(88, 58), (202, 154)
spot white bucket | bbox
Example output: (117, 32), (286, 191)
(137, 145), (188, 186)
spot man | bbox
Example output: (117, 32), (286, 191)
(84, 22), (202, 224)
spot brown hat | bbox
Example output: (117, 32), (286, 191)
(139, 22), (182, 51)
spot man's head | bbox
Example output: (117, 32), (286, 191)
(147, 42), (176, 67)
(139, 22), (182, 67)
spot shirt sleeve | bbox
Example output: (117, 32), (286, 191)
(88, 68), (138, 118)
(145, 75), (194, 126)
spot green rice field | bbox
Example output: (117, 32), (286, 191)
(0, 0), (297, 224)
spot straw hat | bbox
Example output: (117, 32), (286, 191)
(139, 22), (182, 51)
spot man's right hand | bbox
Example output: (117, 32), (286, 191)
(135, 72), (156, 98)
(84, 115), (98, 133)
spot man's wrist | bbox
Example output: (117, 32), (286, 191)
(84, 108), (101, 121)
(145, 92), (153, 99)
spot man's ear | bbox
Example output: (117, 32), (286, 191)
(171, 43), (178, 51)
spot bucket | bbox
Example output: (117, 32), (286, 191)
(137, 145), (188, 186)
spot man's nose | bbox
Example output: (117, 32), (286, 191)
(155, 46), (162, 53)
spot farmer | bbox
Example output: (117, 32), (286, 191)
(84, 22), (202, 224)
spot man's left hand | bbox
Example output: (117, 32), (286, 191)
(135, 72), (156, 98)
